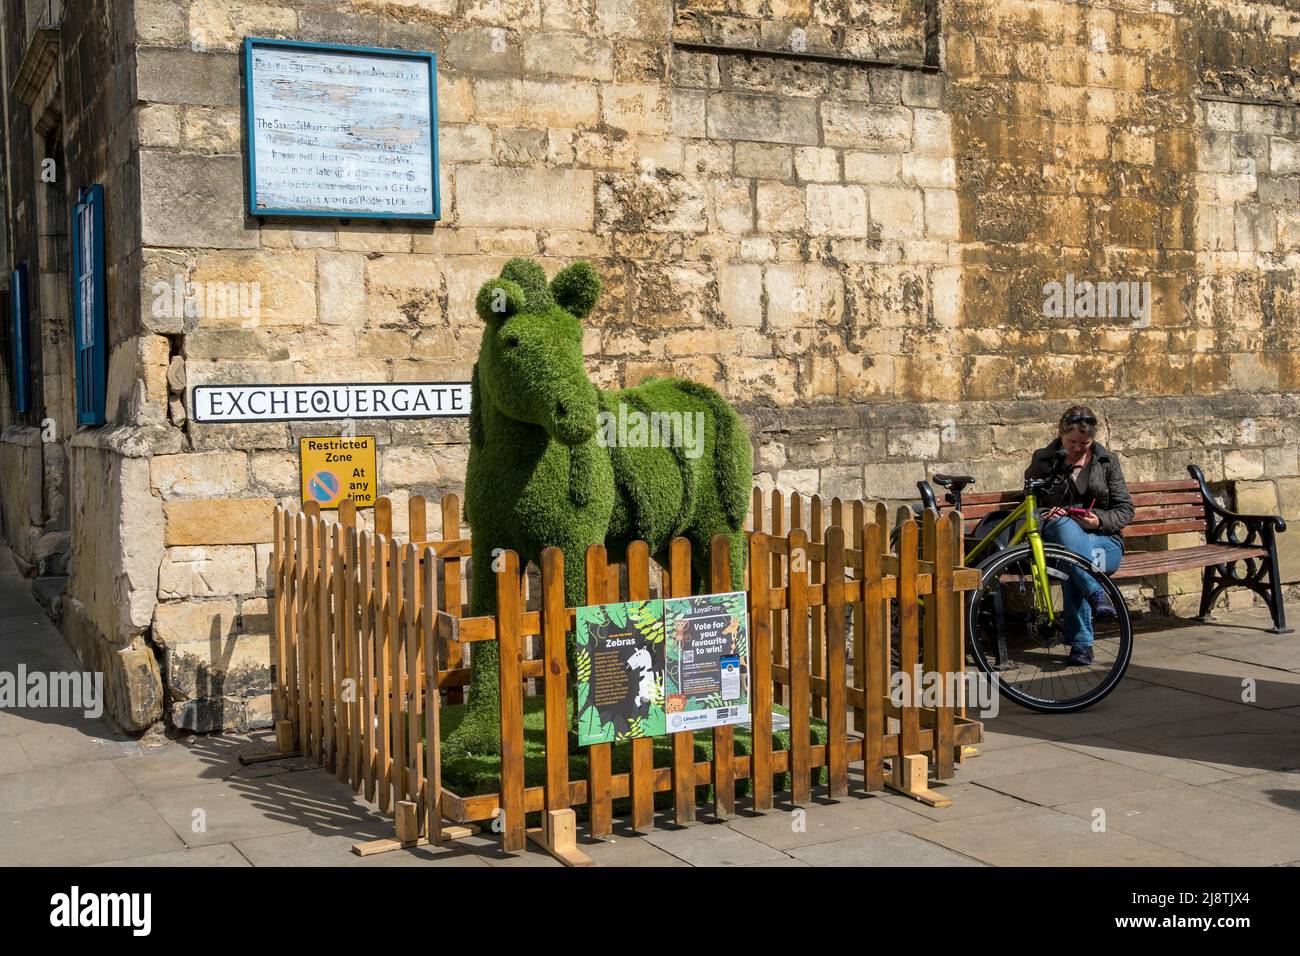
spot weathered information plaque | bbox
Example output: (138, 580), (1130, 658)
(244, 38), (439, 220)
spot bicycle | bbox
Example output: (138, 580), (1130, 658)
(899, 457), (1133, 713)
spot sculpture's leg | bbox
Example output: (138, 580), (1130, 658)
(562, 546), (589, 739)
(690, 528), (749, 594)
(442, 540), (504, 757)
(725, 529), (747, 592)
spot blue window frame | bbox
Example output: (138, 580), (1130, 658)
(11, 263), (30, 414)
(72, 184), (107, 426)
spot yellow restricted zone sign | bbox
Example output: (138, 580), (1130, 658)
(299, 436), (377, 510)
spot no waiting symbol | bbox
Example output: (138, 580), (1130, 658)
(310, 470), (340, 502)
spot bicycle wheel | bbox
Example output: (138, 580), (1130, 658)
(967, 543), (1132, 713)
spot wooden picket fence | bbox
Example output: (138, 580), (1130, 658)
(268, 489), (984, 862)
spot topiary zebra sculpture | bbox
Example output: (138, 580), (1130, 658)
(444, 257), (752, 758)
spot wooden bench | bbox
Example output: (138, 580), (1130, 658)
(918, 464), (1292, 634)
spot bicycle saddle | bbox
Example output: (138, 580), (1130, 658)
(932, 473), (976, 493)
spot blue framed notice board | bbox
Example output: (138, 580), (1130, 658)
(243, 37), (440, 221)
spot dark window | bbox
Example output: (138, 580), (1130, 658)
(72, 184), (106, 426)
(11, 264), (31, 414)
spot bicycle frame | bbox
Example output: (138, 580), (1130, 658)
(961, 491), (1056, 624)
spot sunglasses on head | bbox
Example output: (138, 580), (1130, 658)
(1063, 414), (1096, 427)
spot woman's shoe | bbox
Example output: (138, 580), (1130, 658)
(1087, 589), (1117, 618)
(1067, 644), (1095, 665)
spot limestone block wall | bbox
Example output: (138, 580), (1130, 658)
(0, 427), (45, 566)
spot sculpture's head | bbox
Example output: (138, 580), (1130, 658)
(474, 258), (602, 447)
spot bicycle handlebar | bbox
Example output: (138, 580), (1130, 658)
(1022, 450), (1072, 495)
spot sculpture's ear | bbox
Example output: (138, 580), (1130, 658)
(549, 261), (601, 320)
(475, 277), (526, 324)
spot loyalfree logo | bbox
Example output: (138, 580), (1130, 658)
(49, 886), (151, 936)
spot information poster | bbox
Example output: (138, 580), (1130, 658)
(245, 38), (438, 219)
(299, 436), (377, 509)
(575, 600), (666, 745)
(665, 592), (750, 732)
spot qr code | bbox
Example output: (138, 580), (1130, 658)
(683, 650), (694, 663)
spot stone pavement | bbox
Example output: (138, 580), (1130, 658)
(2, 547), (1298, 867)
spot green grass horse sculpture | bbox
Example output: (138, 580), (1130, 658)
(445, 257), (753, 758)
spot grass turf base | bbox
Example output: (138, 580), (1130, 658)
(439, 697), (829, 822)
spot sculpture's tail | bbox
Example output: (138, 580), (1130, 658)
(671, 379), (752, 531)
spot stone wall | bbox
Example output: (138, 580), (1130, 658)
(4, 0), (1298, 732)
(0, 427), (44, 566)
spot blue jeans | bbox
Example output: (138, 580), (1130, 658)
(1040, 516), (1123, 647)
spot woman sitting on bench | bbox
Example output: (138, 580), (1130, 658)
(1026, 406), (1135, 665)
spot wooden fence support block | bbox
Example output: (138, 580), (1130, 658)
(275, 720), (295, 754)
(527, 808), (594, 867)
(887, 753), (952, 808)
(395, 800), (419, 843)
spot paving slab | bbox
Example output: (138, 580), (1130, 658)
(1128, 629), (1263, 662)
(0, 759), (135, 813)
(789, 829), (986, 867)
(449, 833), (566, 867)
(235, 826), (490, 866)
(965, 717), (1068, 750)
(0, 734), (32, 774)
(989, 680), (1246, 739)
(741, 857), (808, 866)
(223, 765), (391, 832)
(641, 821), (789, 865)
(1103, 707), (1300, 775)
(91, 844), (253, 867)
(877, 780), (1028, 822)
(0, 793), (184, 867)
(0, 708), (42, 737)
(1052, 735), (1243, 785)
(1130, 653), (1300, 709)
(1204, 636), (1300, 673)
(114, 741), (243, 793)
(1203, 769), (1300, 816)
(581, 832), (692, 867)
(143, 770), (383, 848)
(1056, 784), (1300, 866)
(930, 741), (1095, 783)
(973, 757), (1183, 808)
(910, 805), (1208, 867)
(725, 793), (928, 850)
(16, 720), (137, 769)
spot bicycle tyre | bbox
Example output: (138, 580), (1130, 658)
(966, 543), (1132, 713)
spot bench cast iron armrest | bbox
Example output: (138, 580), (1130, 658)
(1188, 464), (1288, 542)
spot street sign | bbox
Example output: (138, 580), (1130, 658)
(299, 435), (377, 510)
